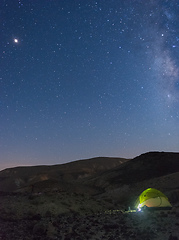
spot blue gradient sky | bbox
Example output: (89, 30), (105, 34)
(0, 0), (179, 170)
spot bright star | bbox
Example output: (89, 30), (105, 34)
(14, 38), (19, 43)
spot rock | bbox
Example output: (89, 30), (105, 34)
(103, 223), (119, 230)
(46, 222), (58, 237)
(168, 235), (178, 240)
(30, 213), (42, 221)
(33, 222), (47, 236)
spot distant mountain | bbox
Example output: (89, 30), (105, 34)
(84, 152), (179, 189)
(0, 152), (178, 204)
(98, 151), (179, 185)
(0, 157), (128, 192)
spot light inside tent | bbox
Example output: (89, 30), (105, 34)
(137, 203), (142, 211)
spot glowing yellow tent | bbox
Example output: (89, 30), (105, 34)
(135, 188), (172, 210)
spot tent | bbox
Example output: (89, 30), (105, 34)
(135, 188), (172, 211)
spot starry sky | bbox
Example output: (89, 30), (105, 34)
(1, 0), (179, 170)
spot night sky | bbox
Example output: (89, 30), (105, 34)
(1, 0), (179, 170)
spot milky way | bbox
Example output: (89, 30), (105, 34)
(0, 0), (179, 170)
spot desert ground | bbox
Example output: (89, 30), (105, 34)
(0, 191), (179, 239)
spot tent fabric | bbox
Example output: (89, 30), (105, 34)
(135, 188), (172, 210)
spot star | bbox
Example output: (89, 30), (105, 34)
(14, 38), (19, 43)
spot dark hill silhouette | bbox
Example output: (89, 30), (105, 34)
(0, 157), (128, 192)
(84, 152), (179, 189)
(0, 152), (178, 196)
(108, 151), (179, 185)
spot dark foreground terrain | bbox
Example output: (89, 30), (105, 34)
(0, 197), (179, 240)
(0, 152), (179, 239)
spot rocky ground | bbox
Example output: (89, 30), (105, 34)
(0, 193), (179, 240)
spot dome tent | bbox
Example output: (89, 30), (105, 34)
(135, 188), (172, 211)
